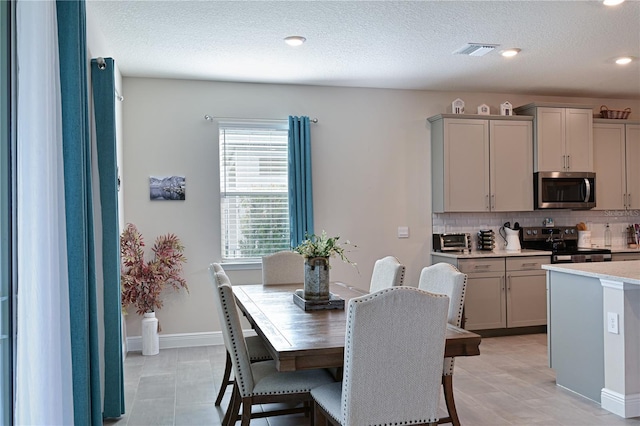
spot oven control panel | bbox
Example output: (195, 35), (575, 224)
(521, 226), (578, 242)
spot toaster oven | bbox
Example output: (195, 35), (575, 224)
(433, 233), (471, 252)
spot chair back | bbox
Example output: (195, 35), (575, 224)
(342, 287), (449, 425)
(261, 251), (304, 285)
(418, 263), (467, 327)
(369, 256), (405, 293)
(208, 264), (255, 396)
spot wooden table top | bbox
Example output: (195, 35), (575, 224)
(232, 283), (482, 372)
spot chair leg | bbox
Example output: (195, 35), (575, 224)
(441, 374), (461, 426)
(223, 384), (241, 426)
(240, 396), (252, 426)
(216, 351), (233, 406)
(313, 401), (329, 426)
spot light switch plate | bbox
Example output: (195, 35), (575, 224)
(607, 312), (619, 334)
(397, 226), (409, 238)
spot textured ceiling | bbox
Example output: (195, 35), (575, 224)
(86, 0), (640, 99)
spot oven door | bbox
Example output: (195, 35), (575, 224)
(535, 172), (596, 209)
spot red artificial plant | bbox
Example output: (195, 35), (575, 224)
(120, 223), (188, 316)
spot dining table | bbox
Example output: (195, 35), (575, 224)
(232, 282), (481, 372)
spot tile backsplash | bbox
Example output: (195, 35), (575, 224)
(432, 210), (640, 248)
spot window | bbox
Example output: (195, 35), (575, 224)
(219, 120), (290, 261)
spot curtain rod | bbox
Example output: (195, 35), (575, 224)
(204, 115), (318, 123)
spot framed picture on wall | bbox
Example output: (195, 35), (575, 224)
(149, 175), (186, 201)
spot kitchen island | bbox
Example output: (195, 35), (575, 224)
(543, 261), (640, 419)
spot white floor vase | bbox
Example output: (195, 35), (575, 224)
(141, 312), (160, 355)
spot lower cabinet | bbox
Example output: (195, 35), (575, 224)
(431, 254), (550, 331)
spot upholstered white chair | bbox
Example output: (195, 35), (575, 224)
(418, 263), (468, 426)
(208, 265), (334, 425)
(311, 286), (450, 426)
(209, 263), (272, 406)
(261, 250), (305, 285)
(368, 255), (406, 293)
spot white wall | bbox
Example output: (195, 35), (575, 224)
(121, 76), (639, 337)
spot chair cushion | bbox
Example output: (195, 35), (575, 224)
(246, 335), (272, 361)
(250, 361), (335, 396)
(310, 381), (342, 423)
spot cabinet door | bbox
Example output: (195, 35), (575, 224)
(490, 120), (533, 211)
(565, 108), (593, 172)
(593, 123), (626, 210)
(626, 125), (640, 209)
(535, 108), (565, 171)
(444, 119), (489, 211)
(507, 271), (547, 327)
(463, 272), (506, 330)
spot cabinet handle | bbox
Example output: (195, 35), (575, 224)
(624, 193), (628, 208)
(474, 264), (490, 269)
(521, 262), (538, 267)
(485, 194), (490, 211)
(491, 194), (495, 210)
(629, 194), (632, 208)
(502, 276), (505, 291)
(562, 155), (566, 170)
(567, 155), (571, 170)
(507, 275), (511, 290)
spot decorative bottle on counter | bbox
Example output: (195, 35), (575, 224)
(604, 223), (612, 247)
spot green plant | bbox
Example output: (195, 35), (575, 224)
(120, 223), (188, 315)
(293, 230), (357, 267)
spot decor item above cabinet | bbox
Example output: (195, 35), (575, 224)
(593, 120), (640, 210)
(429, 114), (533, 213)
(514, 103), (593, 172)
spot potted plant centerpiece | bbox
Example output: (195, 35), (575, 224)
(120, 223), (188, 355)
(293, 231), (356, 301)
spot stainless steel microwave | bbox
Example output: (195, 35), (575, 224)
(534, 171), (596, 209)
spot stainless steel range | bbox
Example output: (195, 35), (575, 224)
(520, 226), (611, 263)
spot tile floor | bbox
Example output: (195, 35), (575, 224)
(105, 333), (640, 425)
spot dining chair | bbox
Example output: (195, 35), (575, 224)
(209, 263), (272, 406)
(311, 286), (450, 426)
(261, 250), (305, 285)
(368, 255), (406, 293)
(209, 267), (334, 426)
(418, 262), (468, 426)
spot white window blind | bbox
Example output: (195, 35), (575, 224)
(219, 120), (290, 261)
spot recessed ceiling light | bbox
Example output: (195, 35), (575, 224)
(615, 56), (633, 65)
(284, 36), (306, 47)
(603, 0), (624, 5)
(500, 48), (521, 57)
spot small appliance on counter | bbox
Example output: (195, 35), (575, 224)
(433, 233), (470, 252)
(477, 229), (495, 251)
(499, 222), (521, 251)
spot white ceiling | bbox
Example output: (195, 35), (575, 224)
(86, 0), (640, 99)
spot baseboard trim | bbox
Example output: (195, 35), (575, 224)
(126, 329), (257, 353)
(601, 388), (640, 418)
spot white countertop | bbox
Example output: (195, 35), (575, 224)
(542, 260), (640, 285)
(432, 249), (552, 259)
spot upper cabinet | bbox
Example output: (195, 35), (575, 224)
(429, 114), (533, 213)
(593, 120), (640, 210)
(514, 103), (593, 172)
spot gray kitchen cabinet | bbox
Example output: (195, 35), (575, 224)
(612, 252), (640, 261)
(431, 255), (550, 331)
(429, 114), (533, 213)
(593, 121), (640, 210)
(514, 103), (593, 172)
(505, 257), (549, 328)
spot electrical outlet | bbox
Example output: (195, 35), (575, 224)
(397, 226), (409, 239)
(607, 312), (619, 334)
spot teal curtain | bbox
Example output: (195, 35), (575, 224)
(91, 57), (125, 419)
(288, 116), (314, 246)
(56, 1), (102, 424)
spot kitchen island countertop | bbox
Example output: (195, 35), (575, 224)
(542, 260), (640, 285)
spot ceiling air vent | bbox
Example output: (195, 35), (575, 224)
(453, 43), (500, 57)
